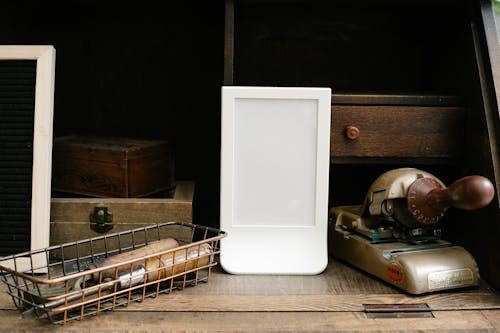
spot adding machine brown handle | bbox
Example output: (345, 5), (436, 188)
(407, 175), (495, 225)
(426, 175), (495, 211)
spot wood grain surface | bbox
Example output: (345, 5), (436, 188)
(0, 258), (498, 331)
(330, 105), (465, 163)
(0, 308), (498, 332)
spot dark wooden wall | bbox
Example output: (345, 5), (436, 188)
(232, 1), (471, 93)
(0, 1), (226, 227)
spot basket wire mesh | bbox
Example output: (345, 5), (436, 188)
(0, 222), (226, 324)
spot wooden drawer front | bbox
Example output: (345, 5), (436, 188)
(331, 105), (465, 163)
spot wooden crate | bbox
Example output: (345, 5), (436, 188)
(49, 181), (194, 246)
(51, 135), (175, 198)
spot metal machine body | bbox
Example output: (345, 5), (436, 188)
(329, 168), (495, 294)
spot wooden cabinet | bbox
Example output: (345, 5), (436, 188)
(0, 0), (499, 331)
(330, 95), (465, 163)
(224, 0), (500, 295)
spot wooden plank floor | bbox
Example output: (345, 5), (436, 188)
(0, 258), (499, 332)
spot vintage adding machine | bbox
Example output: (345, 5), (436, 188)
(329, 168), (495, 294)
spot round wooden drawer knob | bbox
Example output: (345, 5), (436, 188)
(345, 125), (360, 140)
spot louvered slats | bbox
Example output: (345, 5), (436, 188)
(0, 61), (36, 256)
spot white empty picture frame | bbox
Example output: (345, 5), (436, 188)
(220, 86), (331, 274)
(0, 46), (56, 271)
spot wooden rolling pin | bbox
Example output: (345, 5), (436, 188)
(89, 238), (213, 283)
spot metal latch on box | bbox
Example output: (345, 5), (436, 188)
(89, 204), (113, 233)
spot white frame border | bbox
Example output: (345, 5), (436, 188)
(220, 86), (331, 274)
(0, 46), (55, 270)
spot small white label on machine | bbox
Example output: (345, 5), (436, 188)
(428, 268), (474, 290)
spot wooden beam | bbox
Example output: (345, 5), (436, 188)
(224, 0), (234, 85)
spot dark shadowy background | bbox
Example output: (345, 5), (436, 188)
(0, 0), (488, 231)
(0, 1), (226, 227)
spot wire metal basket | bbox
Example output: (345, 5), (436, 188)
(0, 222), (226, 324)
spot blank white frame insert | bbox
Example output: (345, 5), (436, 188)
(220, 86), (331, 274)
(0, 46), (56, 272)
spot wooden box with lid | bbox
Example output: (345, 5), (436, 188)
(51, 135), (175, 198)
